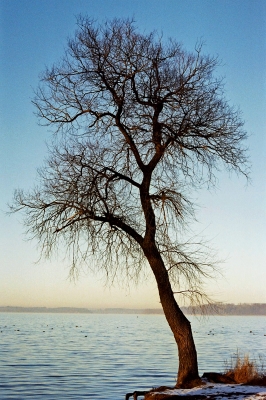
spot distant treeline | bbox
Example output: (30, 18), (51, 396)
(1, 304), (266, 315)
(182, 303), (266, 316)
(0, 306), (162, 314)
(0, 306), (93, 314)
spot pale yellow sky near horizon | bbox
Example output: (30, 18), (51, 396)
(2, 158), (266, 309)
(2, 232), (265, 309)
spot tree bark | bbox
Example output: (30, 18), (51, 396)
(143, 242), (202, 388)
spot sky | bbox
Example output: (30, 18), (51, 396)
(0, 0), (265, 309)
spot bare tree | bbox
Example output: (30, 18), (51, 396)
(11, 18), (248, 388)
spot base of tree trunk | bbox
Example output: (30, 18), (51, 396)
(175, 377), (203, 389)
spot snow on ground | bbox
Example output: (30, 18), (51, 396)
(147, 381), (266, 399)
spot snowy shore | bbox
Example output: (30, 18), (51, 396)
(144, 381), (266, 399)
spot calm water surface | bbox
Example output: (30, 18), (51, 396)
(0, 313), (266, 399)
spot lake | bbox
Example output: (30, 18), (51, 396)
(0, 313), (266, 399)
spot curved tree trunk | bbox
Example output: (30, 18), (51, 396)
(143, 242), (202, 388)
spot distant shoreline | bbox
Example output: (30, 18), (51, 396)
(1, 304), (266, 315)
(0, 306), (162, 314)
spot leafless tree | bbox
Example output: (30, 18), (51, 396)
(11, 18), (249, 388)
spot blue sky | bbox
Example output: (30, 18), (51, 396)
(0, 0), (265, 308)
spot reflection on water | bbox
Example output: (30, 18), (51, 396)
(0, 313), (265, 399)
